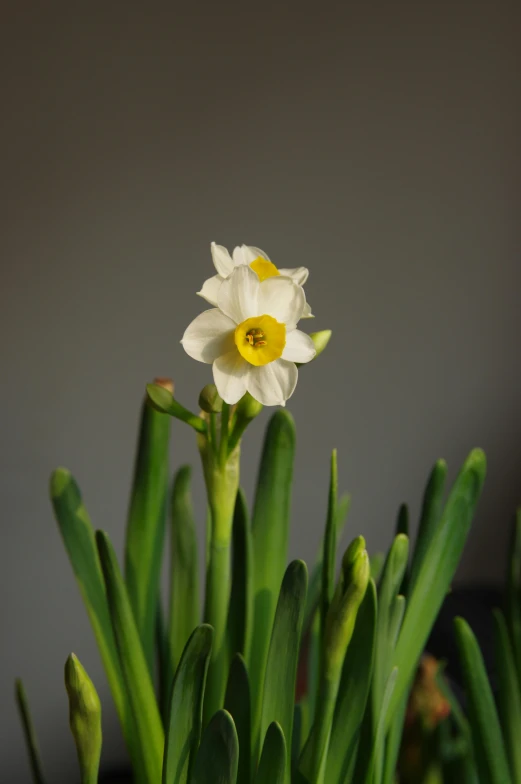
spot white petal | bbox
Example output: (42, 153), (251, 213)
(278, 266), (309, 285)
(197, 274), (223, 306)
(301, 301), (315, 318)
(247, 359), (298, 406)
(232, 246), (248, 266)
(258, 276), (305, 329)
(282, 330), (316, 363)
(213, 350), (250, 404)
(242, 244), (271, 263)
(217, 265), (260, 323)
(211, 243), (235, 277)
(181, 309), (235, 363)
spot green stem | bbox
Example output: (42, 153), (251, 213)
(219, 402), (230, 467)
(210, 413), (218, 451)
(203, 539), (232, 724)
(199, 433), (240, 726)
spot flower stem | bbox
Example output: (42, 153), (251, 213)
(219, 402), (230, 467)
(203, 538), (231, 725)
(199, 428), (240, 726)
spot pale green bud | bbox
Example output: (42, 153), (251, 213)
(198, 383), (223, 414)
(324, 536), (370, 675)
(64, 654), (102, 784)
(235, 391), (263, 421)
(309, 330), (332, 359)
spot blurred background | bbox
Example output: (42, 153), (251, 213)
(1, 2), (520, 781)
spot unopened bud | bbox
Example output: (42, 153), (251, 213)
(199, 384), (223, 414)
(310, 330), (332, 359)
(153, 377), (174, 395)
(64, 654), (102, 782)
(325, 537), (370, 675)
(235, 392), (263, 422)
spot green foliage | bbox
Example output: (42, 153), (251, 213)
(15, 679), (46, 784)
(20, 391), (503, 784)
(125, 393), (171, 675)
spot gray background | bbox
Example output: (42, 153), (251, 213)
(1, 3), (520, 781)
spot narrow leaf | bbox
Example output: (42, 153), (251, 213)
(408, 459), (447, 594)
(125, 391), (170, 675)
(390, 449), (486, 720)
(50, 470), (133, 755)
(190, 709), (239, 784)
(304, 492), (350, 631)
(96, 530), (164, 784)
(493, 609), (521, 782)
(227, 489), (253, 662)
(162, 624), (213, 784)
(15, 679), (46, 784)
(255, 722), (286, 784)
(168, 466), (200, 679)
(249, 411), (296, 753)
(224, 654), (251, 784)
(320, 449), (338, 634)
(454, 616), (511, 784)
(505, 508), (521, 686)
(260, 560), (308, 783)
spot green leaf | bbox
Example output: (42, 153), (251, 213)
(382, 693), (408, 784)
(395, 505), (409, 594)
(50, 470), (134, 762)
(260, 560), (308, 783)
(227, 489), (253, 662)
(505, 508), (521, 686)
(454, 616), (511, 784)
(369, 552), (384, 583)
(320, 450), (338, 637)
(304, 493), (351, 631)
(493, 609), (521, 782)
(224, 654), (251, 784)
(390, 449), (486, 721)
(255, 722), (286, 784)
(365, 667), (398, 784)
(125, 393), (170, 675)
(162, 624), (213, 784)
(96, 530), (164, 784)
(64, 654), (102, 784)
(326, 579), (377, 784)
(168, 466), (200, 680)
(373, 535), (409, 729)
(15, 679), (46, 784)
(249, 410), (296, 753)
(190, 709), (239, 784)
(408, 459), (447, 595)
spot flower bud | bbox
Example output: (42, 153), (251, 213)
(198, 384), (223, 414)
(309, 330), (332, 359)
(64, 654), (102, 783)
(235, 392), (263, 422)
(324, 536), (370, 675)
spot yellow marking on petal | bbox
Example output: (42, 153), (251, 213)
(234, 314), (286, 366)
(250, 257), (280, 282)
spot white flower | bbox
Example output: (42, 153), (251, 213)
(182, 266), (316, 406)
(197, 242), (314, 318)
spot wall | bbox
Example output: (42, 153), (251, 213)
(1, 3), (520, 780)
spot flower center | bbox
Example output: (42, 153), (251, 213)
(249, 257), (280, 282)
(235, 314), (286, 366)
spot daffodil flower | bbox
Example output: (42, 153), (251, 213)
(197, 242), (314, 318)
(182, 266), (316, 406)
